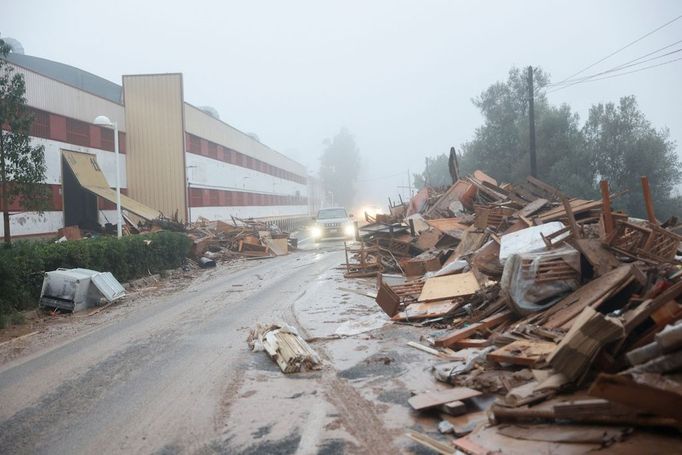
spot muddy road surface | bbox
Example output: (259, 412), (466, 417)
(0, 241), (434, 454)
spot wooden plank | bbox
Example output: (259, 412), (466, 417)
(487, 339), (557, 367)
(434, 311), (511, 347)
(517, 198), (548, 218)
(640, 176), (657, 224)
(573, 238), (620, 277)
(452, 338), (491, 348)
(408, 387), (482, 411)
(374, 280), (401, 317)
(540, 265), (635, 329)
(406, 341), (441, 356)
(418, 272), (480, 302)
(452, 435), (489, 455)
(589, 372), (682, 421)
(393, 300), (460, 321)
(406, 431), (456, 455)
(553, 399), (612, 418)
(623, 281), (682, 333)
(600, 180), (614, 235)
(562, 196), (581, 240)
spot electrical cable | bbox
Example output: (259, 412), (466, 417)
(546, 56), (682, 93)
(551, 14), (682, 87)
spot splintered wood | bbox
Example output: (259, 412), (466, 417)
(353, 170), (682, 452)
(248, 324), (322, 374)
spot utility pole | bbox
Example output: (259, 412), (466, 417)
(528, 66), (537, 178)
(407, 168), (413, 198)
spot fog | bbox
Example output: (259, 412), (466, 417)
(3, 0), (681, 205)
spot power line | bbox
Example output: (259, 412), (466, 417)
(551, 14), (682, 87)
(546, 56), (682, 93)
(548, 39), (682, 88)
(548, 47), (682, 89)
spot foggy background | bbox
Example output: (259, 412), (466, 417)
(3, 0), (680, 206)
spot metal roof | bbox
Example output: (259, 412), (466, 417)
(4, 53), (122, 103)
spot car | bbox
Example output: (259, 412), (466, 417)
(310, 207), (356, 240)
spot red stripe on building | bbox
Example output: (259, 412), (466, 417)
(26, 107), (126, 154)
(188, 187), (307, 208)
(185, 133), (306, 185)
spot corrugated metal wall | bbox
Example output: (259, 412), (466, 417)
(184, 104), (306, 177)
(123, 74), (187, 221)
(13, 65), (125, 130)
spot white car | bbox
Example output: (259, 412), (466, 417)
(310, 207), (355, 240)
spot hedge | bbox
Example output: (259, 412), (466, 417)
(0, 231), (191, 327)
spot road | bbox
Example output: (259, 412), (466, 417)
(0, 241), (432, 454)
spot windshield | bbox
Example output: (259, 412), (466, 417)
(317, 208), (347, 220)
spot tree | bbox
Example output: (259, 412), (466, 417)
(319, 128), (360, 207)
(583, 96), (681, 219)
(0, 40), (47, 245)
(413, 153), (452, 189)
(459, 67), (595, 195)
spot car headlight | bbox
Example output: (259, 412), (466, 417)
(344, 224), (355, 236)
(310, 226), (322, 238)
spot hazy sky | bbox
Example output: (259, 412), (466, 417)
(3, 1), (681, 205)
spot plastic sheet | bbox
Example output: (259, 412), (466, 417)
(500, 245), (580, 315)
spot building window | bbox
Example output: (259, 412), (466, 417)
(188, 134), (201, 154)
(207, 141), (218, 159)
(209, 190), (219, 206)
(101, 127), (114, 151)
(29, 109), (50, 138)
(66, 118), (90, 147)
(190, 188), (203, 207)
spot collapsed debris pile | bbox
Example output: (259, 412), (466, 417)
(187, 216), (295, 266)
(356, 171), (682, 452)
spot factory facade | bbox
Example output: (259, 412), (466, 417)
(1, 50), (316, 238)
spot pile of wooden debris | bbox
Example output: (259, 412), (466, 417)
(187, 216), (295, 266)
(358, 171), (682, 453)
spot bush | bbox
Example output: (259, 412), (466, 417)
(0, 231), (191, 326)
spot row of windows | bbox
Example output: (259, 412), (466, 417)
(189, 188), (308, 208)
(27, 107), (125, 153)
(185, 133), (306, 185)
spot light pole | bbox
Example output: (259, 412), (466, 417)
(186, 165), (197, 224)
(93, 115), (122, 238)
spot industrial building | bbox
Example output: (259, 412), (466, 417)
(0, 45), (317, 238)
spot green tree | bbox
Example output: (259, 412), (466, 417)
(583, 96), (681, 219)
(413, 153), (451, 189)
(459, 67), (600, 198)
(319, 128), (360, 207)
(0, 40), (47, 245)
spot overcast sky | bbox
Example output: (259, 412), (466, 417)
(3, 1), (681, 205)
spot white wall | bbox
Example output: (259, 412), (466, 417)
(185, 153), (305, 197)
(184, 103), (305, 177)
(0, 211), (63, 237)
(189, 206), (308, 222)
(14, 65), (125, 130)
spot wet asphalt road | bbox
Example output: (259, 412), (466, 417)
(0, 240), (402, 455)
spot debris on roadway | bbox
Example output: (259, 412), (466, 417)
(248, 323), (322, 374)
(346, 170), (682, 453)
(188, 216), (295, 262)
